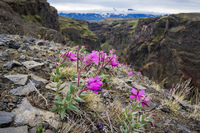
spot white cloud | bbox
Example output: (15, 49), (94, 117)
(47, 0), (200, 14)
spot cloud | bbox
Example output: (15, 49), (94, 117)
(47, 0), (200, 13)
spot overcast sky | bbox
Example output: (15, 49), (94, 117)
(47, 0), (200, 14)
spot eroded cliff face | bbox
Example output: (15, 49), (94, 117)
(0, 0), (66, 44)
(126, 13), (200, 88)
(2, 0), (59, 30)
(59, 16), (100, 52)
(89, 18), (138, 57)
(89, 14), (200, 89)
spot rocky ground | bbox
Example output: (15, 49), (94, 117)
(0, 34), (199, 133)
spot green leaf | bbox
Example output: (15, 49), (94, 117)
(125, 108), (128, 118)
(75, 86), (82, 90)
(70, 84), (75, 94)
(53, 101), (64, 105)
(71, 99), (77, 104)
(66, 91), (71, 101)
(147, 118), (154, 122)
(140, 115), (143, 122)
(57, 95), (62, 101)
(57, 83), (61, 90)
(56, 66), (59, 75)
(130, 116), (135, 128)
(59, 74), (66, 79)
(60, 62), (67, 67)
(68, 104), (79, 111)
(140, 121), (149, 124)
(142, 115), (146, 121)
(124, 121), (129, 129)
(64, 106), (73, 111)
(134, 129), (143, 132)
(50, 85), (56, 88)
(74, 96), (85, 102)
(69, 73), (78, 78)
(62, 98), (66, 104)
(51, 107), (58, 112)
(59, 86), (66, 91)
(139, 124), (145, 127)
(59, 58), (62, 63)
(136, 107), (143, 110)
(60, 108), (65, 119)
(132, 103), (137, 111)
(134, 123), (140, 128)
(50, 74), (56, 80)
(55, 76), (59, 82)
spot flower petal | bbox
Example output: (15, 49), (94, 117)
(130, 95), (136, 99)
(138, 90), (145, 96)
(131, 88), (137, 95)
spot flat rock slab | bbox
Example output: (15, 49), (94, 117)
(4, 74), (29, 85)
(132, 82), (147, 90)
(9, 81), (35, 96)
(36, 40), (45, 46)
(12, 98), (60, 128)
(0, 126), (28, 133)
(30, 73), (49, 84)
(4, 60), (22, 69)
(0, 111), (14, 126)
(22, 61), (44, 69)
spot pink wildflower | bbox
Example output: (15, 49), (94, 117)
(109, 54), (119, 67)
(137, 72), (141, 74)
(86, 76), (103, 93)
(128, 72), (133, 76)
(169, 89), (174, 93)
(150, 121), (154, 127)
(76, 45), (79, 49)
(61, 51), (77, 61)
(84, 50), (99, 65)
(130, 88), (145, 101)
(82, 45), (85, 48)
(141, 98), (150, 107)
(99, 52), (107, 62)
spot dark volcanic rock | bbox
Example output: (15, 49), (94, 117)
(0, 42), (5, 46)
(5, 60), (22, 69)
(0, 111), (14, 126)
(8, 40), (20, 49)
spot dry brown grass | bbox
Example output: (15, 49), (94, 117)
(162, 78), (193, 112)
(60, 61), (77, 81)
(80, 91), (104, 112)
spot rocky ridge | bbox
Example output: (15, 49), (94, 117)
(89, 13), (200, 90)
(0, 34), (199, 132)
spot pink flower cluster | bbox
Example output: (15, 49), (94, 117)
(84, 50), (119, 67)
(130, 88), (150, 107)
(128, 72), (133, 76)
(60, 51), (77, 62)
(86, 76), (103, 93)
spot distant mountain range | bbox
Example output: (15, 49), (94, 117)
(58, 10), (165, 21)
